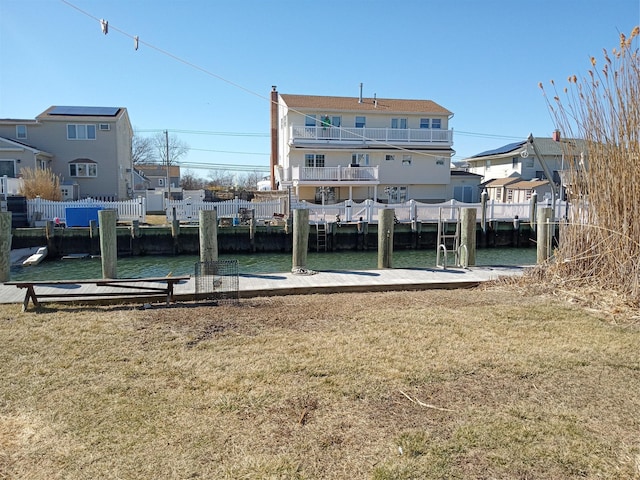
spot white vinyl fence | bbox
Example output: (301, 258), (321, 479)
(24, 195), (570, 226)
(27, 197), (146, 224)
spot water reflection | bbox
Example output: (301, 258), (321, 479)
(9, 248), (537, 281)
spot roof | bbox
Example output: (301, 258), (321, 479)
(0, 136), (53, 157)
(280, 94), (452, 115)
(471, 141), (526, 158)
(468, 137), (588, 160)
(484, 177), (522, 187)
(44, 106), (121, 117)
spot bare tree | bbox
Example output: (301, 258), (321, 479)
(131, 133), (157, 165)
(180, 171), (206, 190)
(235, 170), (262, 190)
(207, 169), (235, 188)
(152, 132), (189, 166)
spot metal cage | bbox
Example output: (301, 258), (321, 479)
(194, 260), (239, 304)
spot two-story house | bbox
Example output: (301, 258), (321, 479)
(270, 87), (455, 204)
(462, 137), (588, 202)
(0, 106), (133, 200)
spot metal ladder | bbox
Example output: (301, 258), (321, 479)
(436, 207), (461, 269)
(316, 222), (328, 252)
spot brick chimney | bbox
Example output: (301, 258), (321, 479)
(270, 86), (278, 190)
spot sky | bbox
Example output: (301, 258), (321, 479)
(1, 0), (639, 178)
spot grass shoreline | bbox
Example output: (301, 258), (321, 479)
(1, 287), (639, 479)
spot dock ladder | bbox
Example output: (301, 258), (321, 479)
(436, 207), (461, 269)
(316, 221), (328, 252)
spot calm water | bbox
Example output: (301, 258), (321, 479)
(9, 248), (537, 281)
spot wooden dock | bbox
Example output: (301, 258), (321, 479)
(0, 266), (527, 309)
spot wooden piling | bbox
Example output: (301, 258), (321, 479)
(378, 209), (394, 269)
(536, 206), (553, 263)
(98, 209), (117, 279)
(460, 207), (477, 266)
(0, 212), (12, 282)
(292, 208), (309, 272)
(199, 209), (218, 264)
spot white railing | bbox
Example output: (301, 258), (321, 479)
(297, 198), (571, 225)
(22, 195), (571, 226)
(1, 175), (23, 199)
(27, 197), (146, 224)
(291, 165), (379, 182)
(166, 198), (284, 223)
(290, 126), (453, 146)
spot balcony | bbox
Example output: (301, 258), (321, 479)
(276, 165), (379, 185)
(289, 126), (453, 148)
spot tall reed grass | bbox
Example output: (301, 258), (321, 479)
(539, 27), (640, 303)
(18, 167), (62, 201)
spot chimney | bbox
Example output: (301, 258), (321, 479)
(270, 86), (278, 190)
(358, 83), (363, 103)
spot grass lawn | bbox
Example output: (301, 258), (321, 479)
(0, 287), (638, 479)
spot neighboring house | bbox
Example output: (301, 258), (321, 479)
(134, 165), (181, 191)
(449, 169), (483, 203)
(0, 106), (133, 200)
(482, 175), (551, 203)
(270, 87), (455, 204)
(462, 137), (588, 200)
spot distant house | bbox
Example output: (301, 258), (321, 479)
(482, 175), (551, 203)
(0, 106), (134, 200)
(270, 87), (455, 203)
(134, 165), (180, 192)
(462, 137), (588, 201)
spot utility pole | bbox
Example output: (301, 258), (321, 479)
(165, 130), (170, 209)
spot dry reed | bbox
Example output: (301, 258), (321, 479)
(18, 167), (62, 201)
(539, 26), (640, 304)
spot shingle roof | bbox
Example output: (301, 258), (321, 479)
(280, 94), (452, 115)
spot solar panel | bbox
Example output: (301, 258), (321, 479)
(48, 106), (120, 116)
(471, 140), (526, 158)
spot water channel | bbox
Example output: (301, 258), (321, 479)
(9, 247), (537, 282)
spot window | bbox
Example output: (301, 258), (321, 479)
(506, 189), (514, 202)
(419, 118), (430, 129)
(402, 155), (412, 166)
(331, 116), (341, 127)
(454, 185), (474, 203)
(67, 124), (96, 140)
(158, 178), (165, 186)
(69, 161), (98, 177)
(305, 115), (316, 127)
(99, 123), (110, 131)
(385, 154), (395, 161)
(512, 156), (519, 167)
(391, 118), (407, 129)
(496, 189), (502, 201)
(386, 186), (408, 203)
(355, 116), (366, 128)
(304, 154), (325, 167)
(351, 153), (369, 166)
(16, 125), (27, 139)
(431, 119), (442, 129)
(0, 160), (16, 177)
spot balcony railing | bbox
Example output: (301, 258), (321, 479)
(277, 165), (379, 183)
(290, 126), (453, 146)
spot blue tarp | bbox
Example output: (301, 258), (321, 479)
(65, 207), (103, 227)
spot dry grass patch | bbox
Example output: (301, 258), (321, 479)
(1, 288), (639, 479)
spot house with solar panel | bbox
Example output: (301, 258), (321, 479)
(461, 137), (588, 203)
(269, 87), (476, 203)
(0, 106), (133, 200)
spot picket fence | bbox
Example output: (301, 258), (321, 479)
(25, 196), (570, 226)
(26, 197), (146, 224)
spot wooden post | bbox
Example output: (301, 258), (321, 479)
(292, 208), (309, 273)
(0, 212), (11, 282)
(98, 209), (117, 279)
(529, 191), (538, 231)
(536, 206), (553, 263)
(45, 220), (56, 256)
(378, 208), (394, 269)
(199, 209), (218, 264)
(460, 207), (477, 267)
(249, 210), (256, 252)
